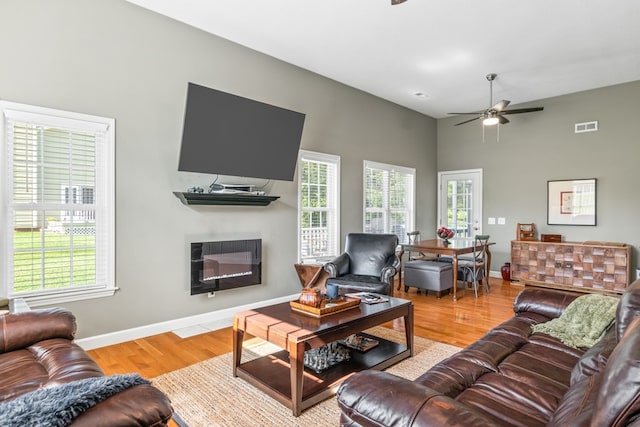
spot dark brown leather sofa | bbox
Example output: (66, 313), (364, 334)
(337, 280), (640, 426)
(0, 308), (173, 426)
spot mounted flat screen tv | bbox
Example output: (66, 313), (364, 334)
(178, 82), (306, 181)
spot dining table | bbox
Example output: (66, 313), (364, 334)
(398, 238), (494, 301)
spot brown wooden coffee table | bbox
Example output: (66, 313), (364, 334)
(232, 296), (414, 416)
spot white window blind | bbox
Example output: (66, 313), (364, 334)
(298, 150), (340, 263)
(363, 160), (415, 244)
(1, 101), (115, 305)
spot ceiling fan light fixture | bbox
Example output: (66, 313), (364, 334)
(449, 73), (543, 128)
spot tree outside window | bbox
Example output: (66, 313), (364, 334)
(364, 161), (415, 243)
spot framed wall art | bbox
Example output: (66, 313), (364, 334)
(547, 178), (596, 226)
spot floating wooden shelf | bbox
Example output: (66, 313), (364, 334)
(173, 192), (279, 206)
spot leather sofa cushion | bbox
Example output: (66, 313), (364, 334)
(325, 275), (388, 295)
(457, 373), (559, 426)
(412, 296), (586, 424)
(617, 280), (640, 341)
(591, 316), (640, 426)
(0, 338), (103, 402)
(551, 317), (640, 427)
(570, 325), (617, 385)
(497, 342), (578, 397)
(547, 371), (604, 427)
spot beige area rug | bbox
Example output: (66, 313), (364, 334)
(153, 327), (460, 427)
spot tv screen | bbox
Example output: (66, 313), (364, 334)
(178, 83), (306, 182)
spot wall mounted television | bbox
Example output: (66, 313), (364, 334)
(178, 82), (306, 182)
(190, 239), (262, 295)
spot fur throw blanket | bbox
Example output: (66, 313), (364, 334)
(0, 374), (150, 427)
(531, 293), (619, 349)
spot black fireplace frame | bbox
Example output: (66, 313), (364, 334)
(190, 239), (262, 295)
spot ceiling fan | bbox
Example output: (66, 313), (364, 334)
(450, 73), (544, 126)
(391, 0), (407, 5)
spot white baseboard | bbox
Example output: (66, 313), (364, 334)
(76, 293), (300, 350)
(77, 273), (509, 350)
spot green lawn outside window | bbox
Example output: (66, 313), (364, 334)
(13, 231), (96, 293)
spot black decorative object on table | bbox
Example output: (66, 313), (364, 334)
(339, 334), (380, 352)
(303, 342), (351, 373)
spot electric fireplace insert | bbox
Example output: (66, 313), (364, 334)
(190, 239), (262, 295)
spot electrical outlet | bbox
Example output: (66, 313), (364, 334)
(498, 217), (506, 225)
(488, 217), (496, 225)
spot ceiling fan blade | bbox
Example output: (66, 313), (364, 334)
(493, 100), (510, 111)
(498, 115), (510, 125)
(455, 116), (481, 126)
(448, 112), (483, 115)
(391, 0), (407, 4)
(501, 107), (544, 115)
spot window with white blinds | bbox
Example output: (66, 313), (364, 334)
(363, 160), (415, 244)
(298, 150), (340, 263)
(1, 101), (115, 306)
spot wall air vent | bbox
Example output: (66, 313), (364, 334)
(575, 121), (598, 133)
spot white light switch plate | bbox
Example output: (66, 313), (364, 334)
(498, 217), (506, 225)
(488, 217), (496, 225)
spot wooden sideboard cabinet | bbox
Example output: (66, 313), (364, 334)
(511, 240), (631, 294)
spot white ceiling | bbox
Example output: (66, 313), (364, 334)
(126, 0), (640, 119)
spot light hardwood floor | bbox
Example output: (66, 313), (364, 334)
(88, 277), (522, 378)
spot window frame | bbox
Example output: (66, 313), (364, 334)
(297, 150), (340, 264)
(1, 101), (116, 306)
(363, 160), (416, 244)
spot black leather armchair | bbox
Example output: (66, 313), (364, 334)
(323, 233), (400, 296)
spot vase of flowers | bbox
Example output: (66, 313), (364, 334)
(437, 227), (455, 244)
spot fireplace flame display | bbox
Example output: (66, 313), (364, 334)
(190, 239), (262, 295)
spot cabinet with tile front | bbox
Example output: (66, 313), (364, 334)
(510, 240), (631, 294)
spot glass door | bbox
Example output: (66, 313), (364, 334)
(437, 169), (483, 238)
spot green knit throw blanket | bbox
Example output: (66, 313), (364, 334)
(531, 293), (618, 349)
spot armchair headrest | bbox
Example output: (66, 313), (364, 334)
(345, 233), (398, 254)
(345, 233), (398, 277)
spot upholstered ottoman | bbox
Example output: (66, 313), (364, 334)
(403, 261), (453, 297)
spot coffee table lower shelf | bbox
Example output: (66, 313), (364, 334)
(234, 334), (409, 414)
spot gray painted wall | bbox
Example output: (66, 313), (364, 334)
(0, 0), (436, 338)
(438, 81), (640, 275)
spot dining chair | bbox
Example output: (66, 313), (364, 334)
(457, 235), (490, 298)
(405, 231), (435, 261)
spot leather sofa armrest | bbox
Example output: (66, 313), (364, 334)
(513, 288), (580, 320)
(380, 254), (400, 284)
(324, 253), (350, 277)
(71, 384), (174, 427)
(0, 308), (76, 353)
(338, 370), (493, 427)
(616, 279), (640, 341)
